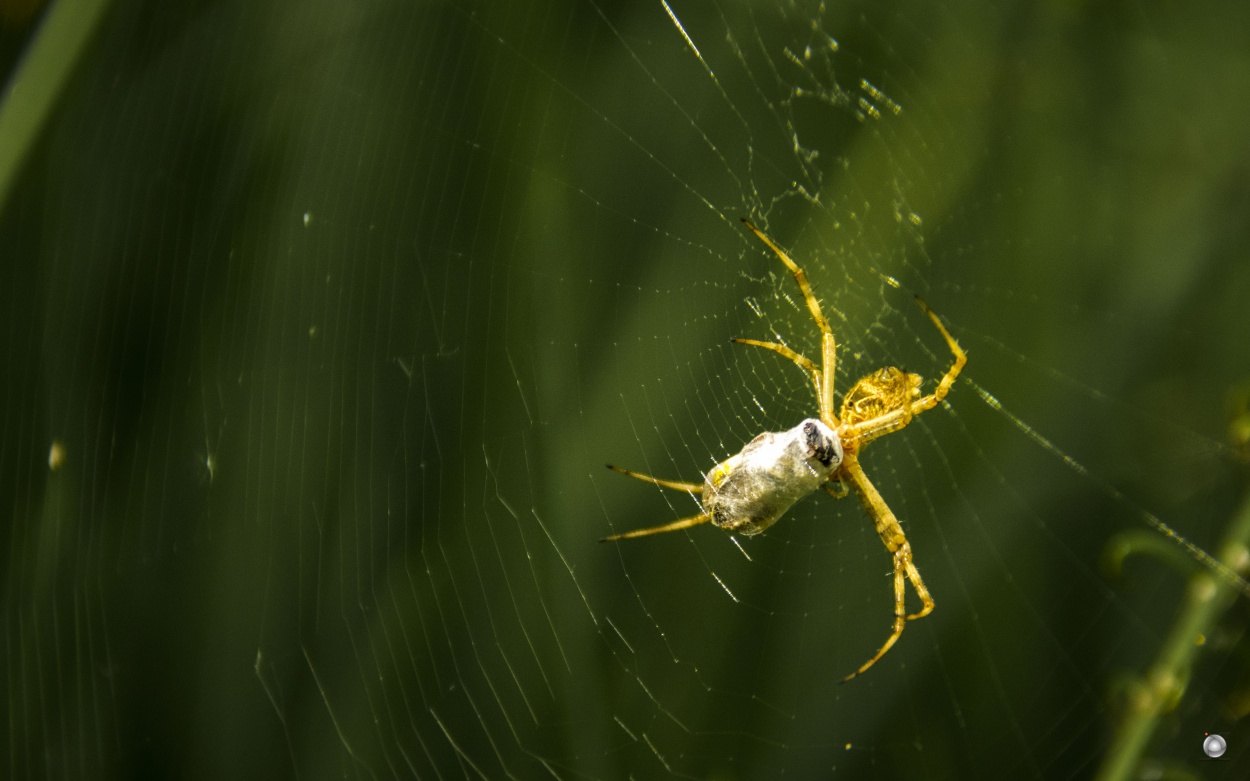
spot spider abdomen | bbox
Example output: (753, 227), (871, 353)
(704, 418), (842, 536)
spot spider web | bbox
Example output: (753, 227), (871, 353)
(4, 0), (1250, 778)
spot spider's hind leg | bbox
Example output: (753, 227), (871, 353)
(602, 465), (710, 541)
(605, 464), (702, 494)
(600, 512), (712, 542)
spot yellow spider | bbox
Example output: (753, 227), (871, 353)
(604, 218), (967, 681)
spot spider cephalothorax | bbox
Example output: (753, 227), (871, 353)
(605, 219), (966, 681)
(842, 367), (920, 422)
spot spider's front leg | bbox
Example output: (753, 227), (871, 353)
(909, 294), (967, 413)
(731, 338), (823, 406)
(739, 219), (839, 422)
(840, 458), (935, 682)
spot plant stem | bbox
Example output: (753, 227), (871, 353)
(1096, 487), (1250, 781)
(0, 0), (114, 215)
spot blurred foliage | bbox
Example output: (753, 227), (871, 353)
(2, 0), (1250, 778)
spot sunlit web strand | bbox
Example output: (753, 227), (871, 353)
(971, 380), (1250, 599)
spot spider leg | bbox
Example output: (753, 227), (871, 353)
(909, 295), (967, 413)
(839, 458), (935, 682)
(841, 407), (915, 448)
(731, 338), (822, 402)
(740, 219), (838, 422)
(600, 513), (712, 542)
(603, 466), (710, 540)
(839, 296), (966, 448)
(606, 464), (703, 493)
(822, 479), (848, 499)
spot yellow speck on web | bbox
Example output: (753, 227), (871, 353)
(49, 440), (65, 471)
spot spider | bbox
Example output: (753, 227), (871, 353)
(604, 218), (966, 682)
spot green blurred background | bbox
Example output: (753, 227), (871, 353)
(3, 0), (1250, 778)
